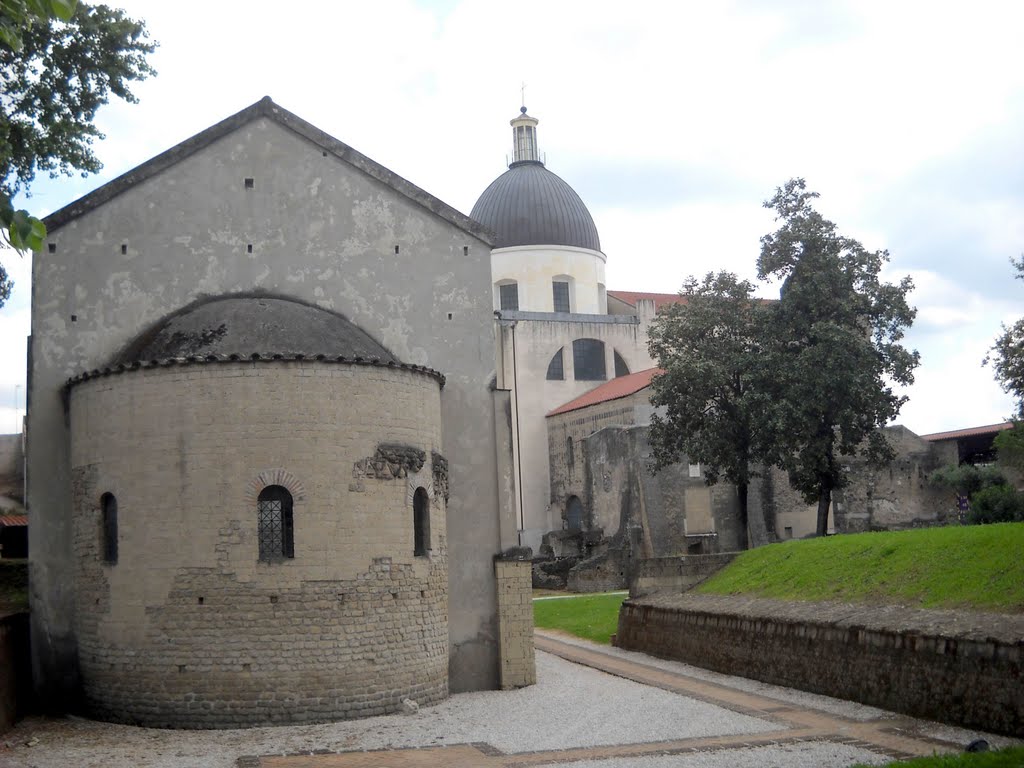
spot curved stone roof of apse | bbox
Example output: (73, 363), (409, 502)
(470, 162), (601, 252)
(68, 295), (445, 387)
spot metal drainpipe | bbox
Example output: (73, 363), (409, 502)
(510, 321), (525, 536)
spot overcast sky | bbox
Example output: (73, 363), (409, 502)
(1, 0), (1021, 435)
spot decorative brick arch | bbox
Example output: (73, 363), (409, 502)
(406, 469), (434, 504)
(245, 468), (307, 505)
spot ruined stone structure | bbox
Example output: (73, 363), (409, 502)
(28, 98), (528, 726)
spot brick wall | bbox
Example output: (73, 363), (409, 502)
(494, 559), (535, 689)
(617, 595), (1024, 736)
(69, 361), (448, 727)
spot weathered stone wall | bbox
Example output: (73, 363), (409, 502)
(772, 426), (955, 539)
(547, 391), (649, 532)
(0, 612), (30, 733)
(30, 107), (505, 706)
(494, 558), (535, 689)
(617, 594), (1024, 737)
(69, 362), (448, 727)
(585, 426), (745, 557)
(0, 434), (23, 511)
(628, 553), (737, 598)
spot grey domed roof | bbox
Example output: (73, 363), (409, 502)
(470, 162), (601, 251)
(113, 295), (398, 364)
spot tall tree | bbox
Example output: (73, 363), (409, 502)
(0, 0), (155, 304)
(647, 271), (771, 544)
(986, 256), (1024, 419)
(758, 178), (919, 536)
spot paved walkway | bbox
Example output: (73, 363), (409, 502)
(239, 631), (967, 767)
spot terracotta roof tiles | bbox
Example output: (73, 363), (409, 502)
(547, 368), (661, 417)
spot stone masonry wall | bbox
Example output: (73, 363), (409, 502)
(628, 553), (737, 598)
(617, 594), (1024, 737)
(494, 558), (536, 689)
(69, 361), (448, 727)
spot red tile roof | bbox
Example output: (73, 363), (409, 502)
(0, 515), (27, 528)
(920, 422), (1014, 442)
(547, 368), (662, 417)
(607, 290), (688, 311)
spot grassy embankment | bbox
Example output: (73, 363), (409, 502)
(533, 523), (1024, 644)
(532, 592), (625, 644)
(697, 522), (1024, 612)
(855, 746), (1024, 767)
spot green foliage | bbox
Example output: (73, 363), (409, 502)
(929, 463), (1007, 497)
(758, 179), (919, 535)
(853, 746), (1024, 768)
(994, 422), (1024, 471)
(697, 523), (1024, 612)
(0, 0), (155, 304)
(986, 256), (1024, 419)
(969, 484), (1024, 525)
(532, 592), (626, 644)
(647, 271), (772, 535)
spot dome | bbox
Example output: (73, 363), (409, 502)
(471, 162), (601, 252)
(113, 295), (398, 364)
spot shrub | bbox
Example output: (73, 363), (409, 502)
(969, 484), (1024, 524)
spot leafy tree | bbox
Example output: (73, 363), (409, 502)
(994, 423), (1024, 472)
(968, 484), (1024, 525)
(929, 463), (1007, 498)
(985, 256), (1024, 419)
(758, 178), (919, 536)
(647, 271), (771, 545)
(0, 0), (155, 305)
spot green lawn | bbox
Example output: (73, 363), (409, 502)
(698, 522), (1024, 612)
(532, 592), (626, 644)
(855, 746), (1024, 767)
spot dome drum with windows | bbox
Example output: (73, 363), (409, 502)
(66, 295), (449, 728)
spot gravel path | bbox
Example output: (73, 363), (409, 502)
(0, 652), (775, 768)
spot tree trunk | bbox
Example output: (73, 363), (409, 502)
(816, 486), (832, 537)
(737, 482), (749, 549)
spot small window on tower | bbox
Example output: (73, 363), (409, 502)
(499, 282), (519, 311)
(552, 281), (570, 313)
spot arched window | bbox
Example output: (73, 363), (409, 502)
(572, 338), (606, 381)
(413, 487), (430, 557)
(566, 496), (583, 532)
(258, 485), (294, 562)
(546, 347), (564, 380)
(614, 351), (630, 378)
(552, 280), (571, 313)
(497, 281), (519, 311)
(101, 492), (118, 564)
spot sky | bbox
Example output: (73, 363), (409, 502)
(1, 0), (1021, 435)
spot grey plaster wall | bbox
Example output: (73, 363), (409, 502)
(29, 111), (502, 705)
(0, 435), (23, 511)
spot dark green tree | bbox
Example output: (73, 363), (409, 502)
(0, 0), (155, 304)
(986, 256), (1024, 420)
(647, 271), (771, 545)
(758, 178), (919, 536)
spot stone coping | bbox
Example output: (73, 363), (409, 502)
(629, 593), (1024, 645)
(65, 355), (446, 389)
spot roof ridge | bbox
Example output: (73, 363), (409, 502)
(44, 97), (495, 245)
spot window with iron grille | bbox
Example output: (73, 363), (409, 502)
(614, 351), (630, 378)
(413, 487), (430, 557)
(552, 281), (570, 313)
(101, 492), (118, 564)
(546, 347), (564, 380)
(572, 338), (606, 381)
(258, 485), (294, 561)
(499, 282), (519, 311)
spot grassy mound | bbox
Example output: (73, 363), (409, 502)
(697, 522), (1024, 612)
(533, 592), (626, 644)
(855, 746), (1024, 767)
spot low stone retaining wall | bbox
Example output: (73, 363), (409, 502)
(0, 612), (31, 733)
(616, 594), (1024, 736)
(629, 553), (737, 598)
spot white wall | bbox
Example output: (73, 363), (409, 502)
(492, 245), (607, 314)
